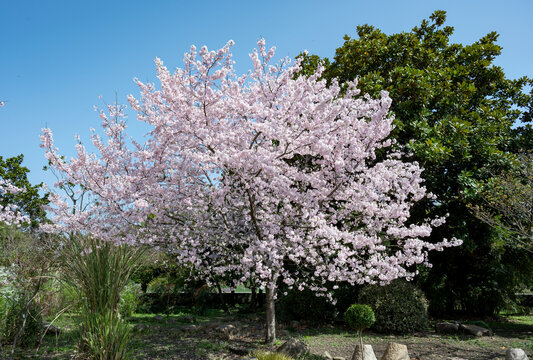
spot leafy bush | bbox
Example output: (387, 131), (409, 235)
(344, 304), (375, 332)
(358, 280), (428, 334)
(119, 282), (142, 318)
(1, 297), (43, 348)
(277, 288), (335, 323)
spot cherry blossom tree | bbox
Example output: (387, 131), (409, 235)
(0, 179), (28, 226)
(41, 40), (461, 343)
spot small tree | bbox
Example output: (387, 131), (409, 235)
(344, 304), (375, 360)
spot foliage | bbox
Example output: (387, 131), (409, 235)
(253, 351), (294, 360)
(470, 153), (532, 250)
(359, 280), (428, 334)
(79, 309), (132, 360)
(277, 288), (335, 323)
(344, 304), (375, 332)
(59, 235), (143, 359)
(118, 282), (142, 318)
(299, 10), (533, 316)
(0, 155), (48, 227)
(1, 297), (42, 348)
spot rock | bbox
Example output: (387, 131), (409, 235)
(228, 344), (249, 356)
(506, 348), (529, 360)
(351, 344), (377, 360)
(333, 357), (346, 360)
(179, 324), (198, 333)
(133, 323), (148, 333)
(381, 342), (410, 360)
(177, 315), (196, 323)
(435, 322), (459, 334)
(215, 324), (238, 339)
(276, 338), (309, 358)
(153, 315), (164, 321)
(43, 323), (61, 335)
(290, 320), (300, 328)
(324, 351), (333, 359)
(459, 324), (492, 337)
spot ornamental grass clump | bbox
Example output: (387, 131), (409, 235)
(344, 304), (375, 360)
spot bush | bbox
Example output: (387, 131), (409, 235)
(277, 288), (335, 323)
(80, 309), (131, 360)
(119, 282), (142, 318)
(344, 304), (375, 332)
(1, 297), (43, 348)
(358, 280), (428, 334)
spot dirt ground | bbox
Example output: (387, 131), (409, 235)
(4, 313), (532, 359)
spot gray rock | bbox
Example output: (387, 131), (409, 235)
(179, 324), (198, 333)
(380, 342), (409, 360)
(350, 344), (377, 360)
(276, 338), (309, 358)
(435, 322), (459, 334)
(43, 323), (61, 335)
(133, 323), (148, 333)
(506, 348), (529, 360)
(215, 324), (238, 339)
(228, 344), (249, 356)
(153, 314), (164, 321)
(459, 324), (492, 337)
(324, 351), (333, 359)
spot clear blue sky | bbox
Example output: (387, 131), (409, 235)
(1, 0), (532, 187)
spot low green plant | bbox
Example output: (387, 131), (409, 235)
(344, 304), (375, 358)
(118, 282), (142, 318)
(253, 350), (294, 360)
(79, 309), (131, 360)
(359, 280), (428, 334)
(1, 297), (43, 348)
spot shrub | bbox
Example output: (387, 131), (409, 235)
(344, 304), (375, 332)
(277, 288), (335, 323)
(119, 282), (142, 318)
(1, 297), (43, 348)
(358, 280), (428, 334)
(80, 309), (131, 360)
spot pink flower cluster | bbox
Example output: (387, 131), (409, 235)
(41, 40), (461, 296)
(0, 179), (29, 226)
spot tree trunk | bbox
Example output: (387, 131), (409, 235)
(215, 280), (230, 314)
(265, 286), (276, 344)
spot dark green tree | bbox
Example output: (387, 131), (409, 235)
(0, 154), (48, 227)
(299, 10), (533, 315)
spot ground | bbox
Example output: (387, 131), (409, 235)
(2, 311), (532, 359)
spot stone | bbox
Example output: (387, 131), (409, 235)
(215, 324), (238, 339)
(506, 348), (529, 360)
(380, 342), (410, 360)
(350, 344), (377, 360)
(459, 324), (492, 337)
(133, 323), (148, 333)
(333, 357), (346, 360)
(324, 351), (333, 359)
(43, 323), (61, 335)
(276, 338), (309, 358)
(153, 315), (164, 321)
(435, 322), (459, 334)
(179, 324), (198, 333)
(228, 344), (249, 356)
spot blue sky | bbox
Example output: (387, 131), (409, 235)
(1, 0), (532, 187)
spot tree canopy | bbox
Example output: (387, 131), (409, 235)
(299, 10), (533, 315)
